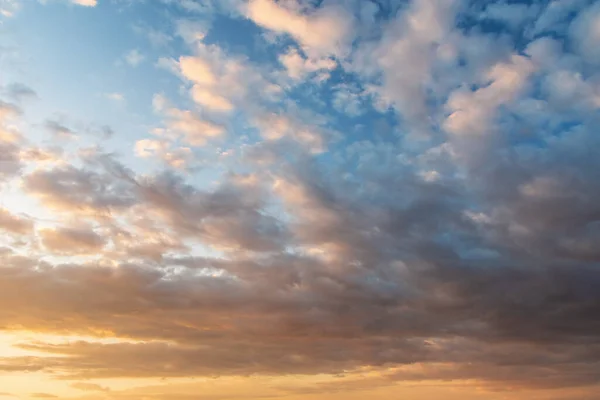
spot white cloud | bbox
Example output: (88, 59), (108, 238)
(70, 0), (97, 6)
(278, 47), (336, 81)
(151, 94), (225, 147)
(357, 0), (460, 134)
(245, 0), (354, 58)
(253, 112), (327, 154)
(173, 42), (281, 113)
(444, 55), (535, 137)
(135, 138), (193, 169)
(191, 87), (233, 112)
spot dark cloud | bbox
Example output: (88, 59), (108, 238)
(44, 120), (76, 139)
(4, 82), (37, 102)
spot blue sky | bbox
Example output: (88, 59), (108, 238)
(1, 1), (600, 399)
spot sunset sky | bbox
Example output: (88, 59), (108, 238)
(1, 0), (600, 399)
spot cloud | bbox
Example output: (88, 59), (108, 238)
(3, 83), (37, 102)
(3, 1), (600, 398)
(0, 208), (33, 235)
(44, 119), (76, 139)
(123, 49), (145, 67)
(70, 0), (97, 6)
(353, 0), (461, 134)
(38, 225), (106, 255)
(480, 2), (540, 31)
(569, 1), (600, 65)
(252, 111), (328, 153)
(135, 138), (193, 169)
(245, 0), (354, 58)
(0, 0), (19, 17)
(172, 42), (280, 113)
(443, 54), (535, 137)
(278, 47), (336, 81)
(23, 163), (137, 215)
(154, 104), (226, 146)
(0, 100), (21, 120)
(0, 101), (23, 180)
(70, 382), (110, 392)
(105, 92), (125, 102)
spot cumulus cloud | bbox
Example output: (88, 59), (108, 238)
(171, 41), (281, 113)
(569, 1), (600, 65)
(245, 0), (355, 58)
(444, 54), (535, 137)
(38, 225), (106, 255)
(278, 47), (337, 81)
(252, 111), (328, 153)
(135, 138), (193, 169)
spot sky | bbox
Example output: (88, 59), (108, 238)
(0, 0), (600, 399)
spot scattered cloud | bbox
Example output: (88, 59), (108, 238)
(105, 92), (125, 102)
(2, 1), (600, 399)
(245, 0), (355, 58)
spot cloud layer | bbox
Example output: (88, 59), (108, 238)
(1, 0), (600, 399)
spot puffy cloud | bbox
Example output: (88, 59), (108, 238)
(252, 111), (328, 153)
(135, 139), (193, 169)
(38, 225), (106, 255)
(160, 107), (225, 146)
(444, 54), (535, 137)
(355, 0), (461, 133)
(151, 95), (226, 146)
(278, 47), (337, 81)
(569, 1), (600, 65)
(173, 42), (281, 113)
(245, 0), (355, 58)
(0, 208), (33, 235)
(23, 164), (137, 214)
